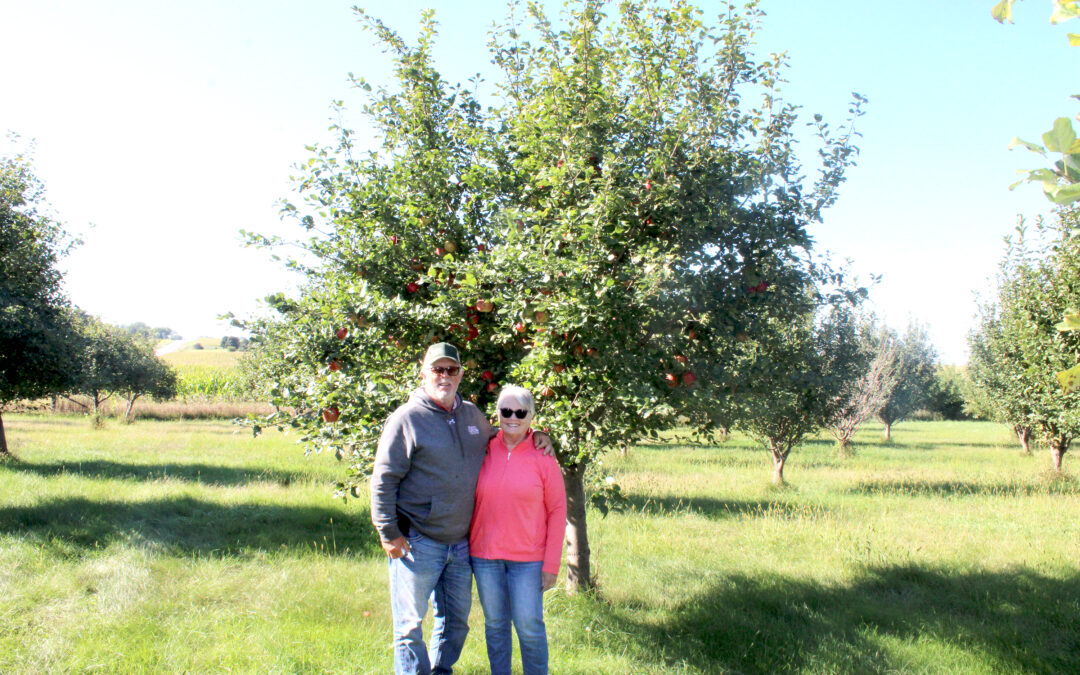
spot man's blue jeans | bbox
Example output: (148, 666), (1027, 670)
(388, 531), (472, 675)
(471, 557), (548, 675)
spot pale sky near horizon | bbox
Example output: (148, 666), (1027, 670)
(3, 0), (1076, 363)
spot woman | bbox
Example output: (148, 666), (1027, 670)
(470, 385), (567, 675)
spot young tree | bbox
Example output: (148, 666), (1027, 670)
(967, 308), (1035, 453)
(738, 302), (865, 484)
(989, 213), (1080, 471)
(0, 150), (79, 454)
(875, 322), (937, 440)
(115, 338), (178, 423)
(243, 1), (863, 590)
(829, 318), (899, 453)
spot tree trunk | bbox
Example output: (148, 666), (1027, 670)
(717, 427), (728, 443)
(124, 394), (139, 423)
(0, 410), (8, 455)
(883, 422), (892, 441)
(835, 436), (853, 458)
(562, 462), (592, 592)
(1050, 440), (1067, 472)
(1015, 425), (1032, 455)
(770, 443), (787, 485)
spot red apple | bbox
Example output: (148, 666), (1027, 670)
(466, 326), (479, 341)
(541, 386), (555, 398)
(674, 354), (689, 364)
(533, 311), (548, 324)
(389, 235), (399, 246)
(322, 406), (341, 423)
(467, 313), (480, 325)
(486, 381), (499, 393)
(552, 363), (566, 373)
(681, 372), (697, 386)
(329, 360), (342, 371)
(665, 373), (678, 387)
(539, 287), (552, 296)
(335, 327), (348, 340)
(514, 322), (526, 333)
(476, 299), (495, 312)
(436, 247), (446, 257)
(448, 323), (462, 332)
(477, 244), (487, 253)
(481, 370), (495, 382)
(644, 180), (652, 190)
(687, 328), (698, 340)
(406, 282), (420, 293)
(585, 347), (598, 358)
(573, 345), (584, 357)
(756, 281), (769, 292)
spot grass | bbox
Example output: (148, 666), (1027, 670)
(1, 417), (1077, 673)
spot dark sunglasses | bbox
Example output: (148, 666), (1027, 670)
(499, 408), (529, 419)
(429, 365), (461, 376)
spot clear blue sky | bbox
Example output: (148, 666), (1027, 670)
(3, 0), (1076, 363)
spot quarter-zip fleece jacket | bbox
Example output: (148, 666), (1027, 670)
(469, 431), (567, 575)
(370, 388), (492, 544)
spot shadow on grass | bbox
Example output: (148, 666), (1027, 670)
(0, 496), (383, 558)
(589, 565), (1080, 674)
(623, 494), (831, 521)
(845, 477), (1079, 498)
(1, 459), (314, 487)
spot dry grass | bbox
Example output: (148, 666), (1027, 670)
(10, 397), (273, 421)
(161, 348), (243, 368)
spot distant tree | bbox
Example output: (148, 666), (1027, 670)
(925, 365), (970, 421)
(68, 314), (133, 424)
(829, 318), (900, 453)
(876, 322), (937, 440)
(115, 339), (178, 423)
(966, 308), (1035, 453)
(738, 302), (865, 484)
(0, 150), (79, 454)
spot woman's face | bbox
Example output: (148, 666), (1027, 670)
(498, 395), (534, 436)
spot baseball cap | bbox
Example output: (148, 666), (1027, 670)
(422, 342), (461, 367)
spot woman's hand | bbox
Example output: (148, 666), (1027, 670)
(533, 430), (555, 456)
(541, 572), (558, 592)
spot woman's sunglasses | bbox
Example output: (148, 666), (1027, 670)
(429, 365), (461, 376)
(499, 408), (529, 419)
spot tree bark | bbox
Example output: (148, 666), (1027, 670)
(1050, 440), (1067, 472)
(0, 410), (7, 455)
(562, 462), (592, 592)
(1014, 425), (1032, 455)
(883, 422), (892, 441)
(124, 394), (139, 423)
(770, 443), (787, 485)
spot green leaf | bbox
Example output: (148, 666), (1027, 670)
(991, 0), (1015, 23)
(1069, 32), (1080, 45)
(1046, 181), (1080, 204)
(1056, 361), (1080, 392)
(1043, 118), (1076, 152)
(1055, 309), (1080, 331)
(1008, 137), (1047, 156)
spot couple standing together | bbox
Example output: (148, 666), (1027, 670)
(370, 342), (567, 675)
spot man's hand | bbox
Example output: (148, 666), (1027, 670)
(542, 572), (558, 592)
(533, 430), (555, 457)
(382, 536), (410, 559)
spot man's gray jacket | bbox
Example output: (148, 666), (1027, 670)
(370, 388), (492, 544)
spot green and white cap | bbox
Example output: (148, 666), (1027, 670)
(423, 342), (461, 367)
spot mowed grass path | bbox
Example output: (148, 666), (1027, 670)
(1, 417), (1077, 674)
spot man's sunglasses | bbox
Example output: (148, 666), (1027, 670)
(429, 365), (461, 376)
(500, 408), (529, 419)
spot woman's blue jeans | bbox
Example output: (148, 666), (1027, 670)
(471, 557), (548, 675)
(388, 531), (472, 675)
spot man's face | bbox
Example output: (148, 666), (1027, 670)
(421, 357), (463, 402)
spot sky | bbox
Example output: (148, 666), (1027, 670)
(3, 0), (1077, 363)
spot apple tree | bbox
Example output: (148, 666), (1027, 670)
(735, 297), (865, 484)
(874, 321), (937, 441)
(829, 316), (900, 453)
(0, 150), (79, 454)
(242, 0), (864, 590)
(967, 306), (1036, 453)
(976, 212), (1080, 471)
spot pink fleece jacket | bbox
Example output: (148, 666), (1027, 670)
(469, 430), (567, 575)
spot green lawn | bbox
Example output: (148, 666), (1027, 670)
(1, 416), (1077, 674)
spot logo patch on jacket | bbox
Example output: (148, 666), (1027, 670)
(467, 425), (480, 435)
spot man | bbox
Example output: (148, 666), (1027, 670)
(370, 342), (552, 675)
